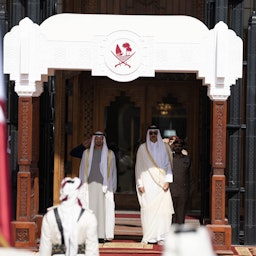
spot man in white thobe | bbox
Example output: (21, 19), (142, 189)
(163, 225), (217, 256)
(39, 177), (99, 256)
(79, 132), (117, 242)
(135, 125), (174, 245)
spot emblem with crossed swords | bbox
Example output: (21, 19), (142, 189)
(111, 43), (136, 68)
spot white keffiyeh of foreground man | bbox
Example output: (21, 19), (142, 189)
(79, 131), (117, 242)
(39, 177), (99, 256)
(163, 224), (217, 256)
(135, 125), (174, 245)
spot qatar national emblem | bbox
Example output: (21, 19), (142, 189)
(111, 42), (136, 68)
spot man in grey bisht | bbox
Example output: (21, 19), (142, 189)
(79, 131), (117, 243)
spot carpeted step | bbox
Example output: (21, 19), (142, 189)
(115, 210), (143, 236)
(99, 241), (163, 255)
(114, 210), (200, 237)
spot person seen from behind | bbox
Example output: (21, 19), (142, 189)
(39, 177), (99, 256)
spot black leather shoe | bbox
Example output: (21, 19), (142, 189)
(98, 239), (105, 243)
(148, 241), (157, 244)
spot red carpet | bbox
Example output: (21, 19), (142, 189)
(112, 211), (200, 255)
(115, 213), (140, 218)
(100, 243), (256, 256)
(99, 240), (163, 256)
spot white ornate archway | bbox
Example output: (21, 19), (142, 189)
(4, 14), (242, 99)
(3, 14), (243, 251)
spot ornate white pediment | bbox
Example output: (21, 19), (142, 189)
(3, 14), (243, 100)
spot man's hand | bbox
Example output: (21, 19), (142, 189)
(138, 186), (145, 193)
(83, 139), (91, 148)
(163, 182), (169, 191)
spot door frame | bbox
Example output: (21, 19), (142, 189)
(92, 76), (201, 210)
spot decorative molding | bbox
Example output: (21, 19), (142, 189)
(207, 224), (232, 250)
(19, 176), (28, 218)
(215, 104), (224, 164)
(16, 228), (30, 242)
(212, 101), (226, 168)
(3, 14), (243, 100)
(18, 98), (32, 164)
(11, 221), (36, 247)
(213, 231), (225, 246)
(215, 180), (223, 220)
(15, 80), (44, 97)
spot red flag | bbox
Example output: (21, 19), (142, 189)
(0, 31), (12, 246)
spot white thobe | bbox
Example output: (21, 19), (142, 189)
(79, 149), (117, 240)
(135, 143), (174, 243)
(39, 205), (99, 256)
